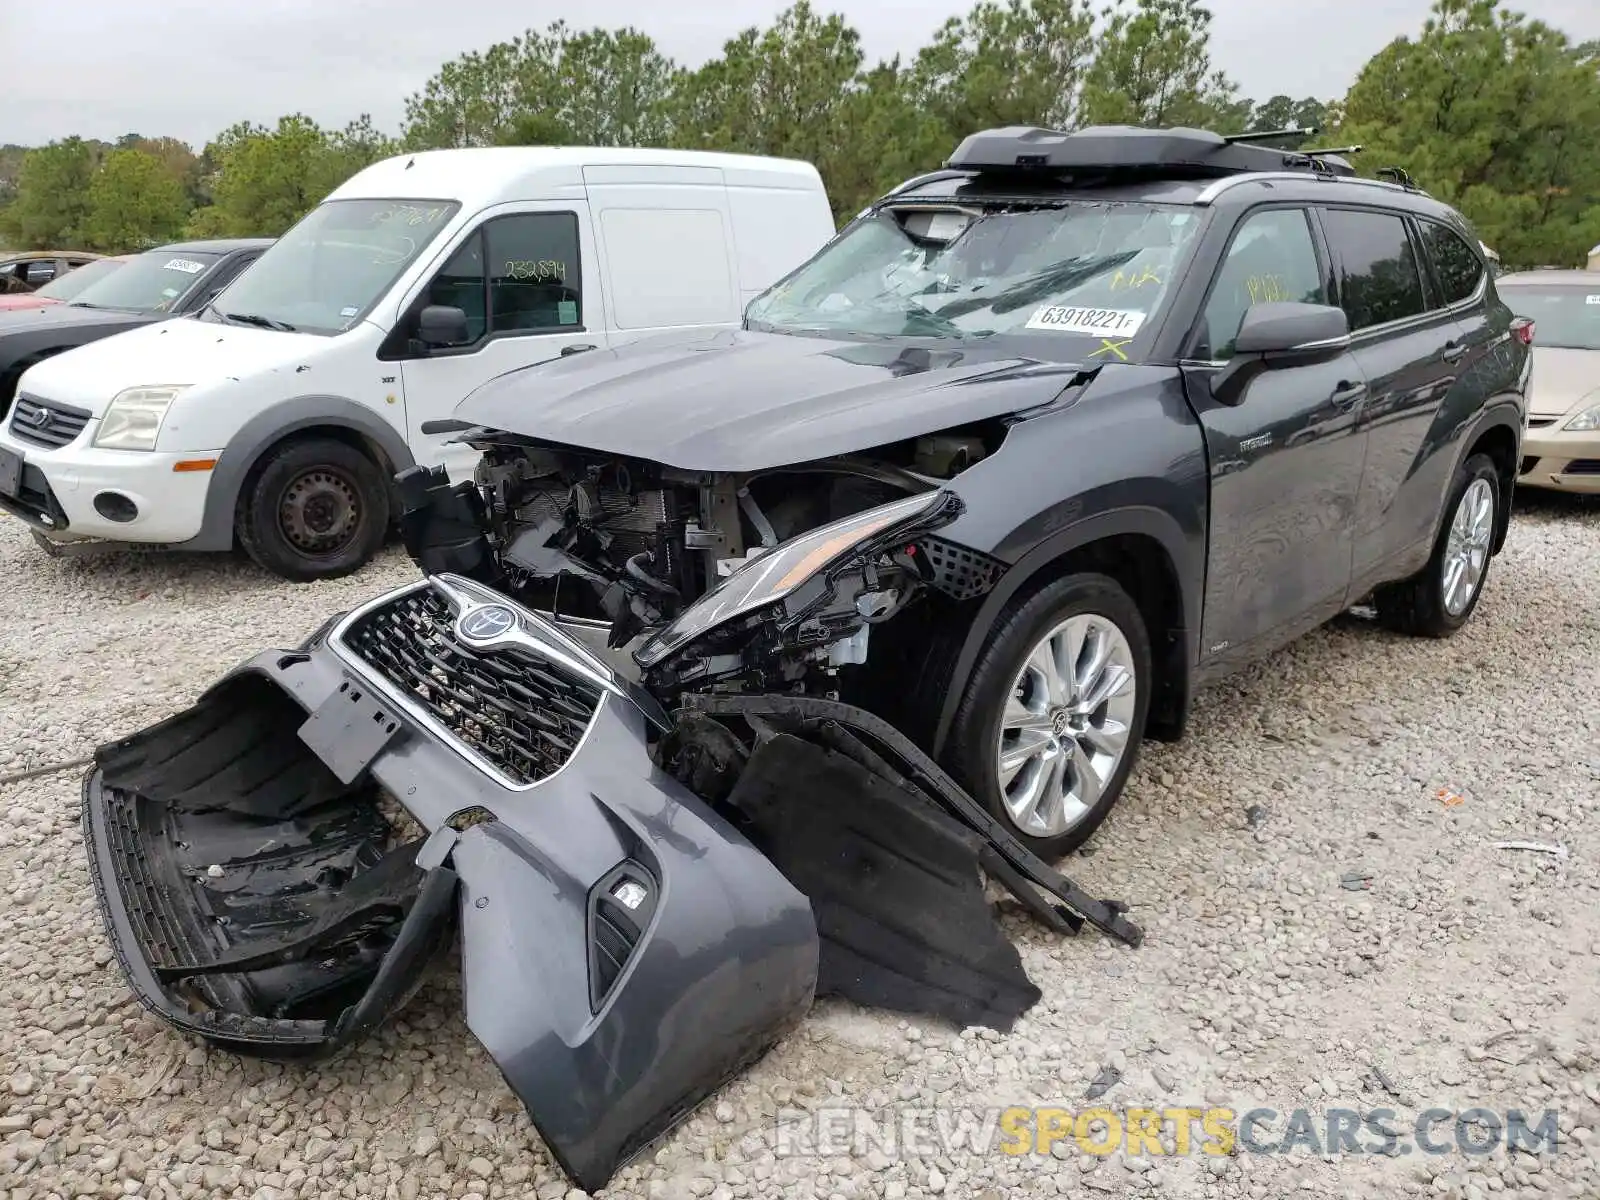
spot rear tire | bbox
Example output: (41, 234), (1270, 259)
(944, 572), (1152, 861)
(1373, 453), (1499, 638)
(236, 438), (389, 582)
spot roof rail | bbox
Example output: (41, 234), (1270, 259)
(1193, 171), (1428, 205)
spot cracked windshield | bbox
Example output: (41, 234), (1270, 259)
(745, 202), (1200, 353)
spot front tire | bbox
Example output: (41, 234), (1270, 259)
(945, 573), (1152, 860)
(1373, 453), (1499, 638)
(236, 438), (389, 582)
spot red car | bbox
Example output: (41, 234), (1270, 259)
(0, 254), (130, 312)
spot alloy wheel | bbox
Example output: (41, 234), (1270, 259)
(1442, 477), (1494, 617)
(995, 612), (1139, 838)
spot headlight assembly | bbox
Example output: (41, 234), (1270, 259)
(1563, 404), (1600, 433)
(634, 491), (949, 669)
(93, 386), (188, 451)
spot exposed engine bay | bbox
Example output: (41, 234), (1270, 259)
(396, 423), (1010, 696)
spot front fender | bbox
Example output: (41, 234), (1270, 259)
(929, 504), (1203, 755)
(181, 394), (418, 551)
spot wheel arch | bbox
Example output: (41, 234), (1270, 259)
(1458, 408), (1520, 554)
(929, 507), (1201, 758)
(180, 396), (417, 552)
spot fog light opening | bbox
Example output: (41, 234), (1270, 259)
(92, 492), (140, 524)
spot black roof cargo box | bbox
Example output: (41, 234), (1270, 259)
(946, 125), (1357, 180)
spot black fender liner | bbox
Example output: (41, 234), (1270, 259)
(179, 395), (417, 551)
(929, 506), (1201, 756)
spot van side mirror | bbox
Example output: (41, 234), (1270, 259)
(416, 305), (471, 349)
(1212, 302), (1352, 406)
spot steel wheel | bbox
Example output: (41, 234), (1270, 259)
(1441, 476), (1494, 616)
(995, 613), (1139, 839)
(278, 467), (362, 558)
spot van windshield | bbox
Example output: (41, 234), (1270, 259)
(209, 198), (460, 336)
(745, 201), (1201, 354)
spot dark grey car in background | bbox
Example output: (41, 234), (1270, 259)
(0, 239), (272, 420)
(78, 125), (1530, 1193)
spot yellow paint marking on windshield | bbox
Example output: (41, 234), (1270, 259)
(1090, 338), (1132, 361)
(1111, 265), (1164, 290)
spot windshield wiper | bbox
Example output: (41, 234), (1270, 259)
(221, 311), (297, 332)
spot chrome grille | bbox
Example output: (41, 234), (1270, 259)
(10, 395), (91, 449)
(339, 586), (602, 787)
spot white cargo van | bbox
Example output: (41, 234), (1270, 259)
(0, 147), (835, 579)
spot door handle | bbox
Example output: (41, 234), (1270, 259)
(1330, 381), (1368, 409)
(560, 343), (597, 357)
(1442, 340), (1468, 364)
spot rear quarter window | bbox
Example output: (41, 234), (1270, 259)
(1418, 220), (1484, 307)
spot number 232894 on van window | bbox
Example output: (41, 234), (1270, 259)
(1025, 305), (1146, 336)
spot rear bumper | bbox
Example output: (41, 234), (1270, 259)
(81, 578), (818, 1191)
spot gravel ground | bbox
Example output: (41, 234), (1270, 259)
(3, 491), (1599, 1200)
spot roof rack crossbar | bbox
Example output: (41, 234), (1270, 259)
(1223, 127), (1321, 145)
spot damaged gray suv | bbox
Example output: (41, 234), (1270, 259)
(81, 125), (1530, 1193)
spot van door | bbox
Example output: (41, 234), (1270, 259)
(583, 164), (740, 348)
(394, 202), (605, 482)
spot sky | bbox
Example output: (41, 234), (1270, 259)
(5, 0), (1599, 149)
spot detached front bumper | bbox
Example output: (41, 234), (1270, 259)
(81, 575), (818, 1191)
(81, 572), (1143, 1191)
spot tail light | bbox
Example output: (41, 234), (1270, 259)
(1510, 317), (1535, 346)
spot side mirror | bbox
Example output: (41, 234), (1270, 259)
(416, 304), (471, 349)
(1213, 302), (1351, 406)
(1234, 302), (1350, 359)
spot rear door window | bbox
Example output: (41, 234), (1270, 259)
(1417, 220), (1485, 307)
(1320, 208), (1429, 332)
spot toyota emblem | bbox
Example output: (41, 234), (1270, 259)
(458, 604), (516, 640)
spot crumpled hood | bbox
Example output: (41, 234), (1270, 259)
(18, 316), (332, 418)
(1528, 347), (1600, 417)
(453, 328), (1087, 471)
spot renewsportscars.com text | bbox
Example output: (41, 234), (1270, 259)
(773, 1105), (1563, 1160)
